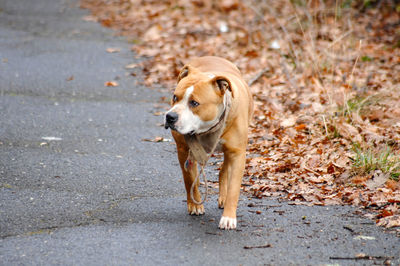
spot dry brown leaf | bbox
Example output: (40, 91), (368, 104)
(336, 122), (362, 143)
(377, 215), (400, 228)
(386, 179), (400, 191)
(281, 116), (296, 128)
(143, 24), (163, 41)
(125, 63), (138, 69)
(106, 47), (121, 53)
(142, 136), (171, 143)
(104, 81), (119, 87)
(82, 15), (97, 22)
(365, 172), (389, 190)
(82, 0), (400, 227)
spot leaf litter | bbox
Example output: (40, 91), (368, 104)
(81, 0), (400, 228)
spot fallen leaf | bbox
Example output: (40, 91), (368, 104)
(143, 24), (162, 41)
(81, 0), (400, 229)
(106, 47), (121, 53)
(82, 15), (97, 22)
(353, 235), (376, 240)
(336, 122), (363, 143)
(281, 116), (296, 128)
(41, 137), (62, 141)
(125, 63), (138, 69)
(355, 253), (367, 258)
(377, 215), (400, 228)
(104, 81), (119, 87)
(142, 137), (171, 142)
(386, 179), (400, 191)
(365, 172), (390, 190)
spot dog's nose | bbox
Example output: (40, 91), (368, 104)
(165, 112), (178, 128)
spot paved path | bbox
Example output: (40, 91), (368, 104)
(0, 0), (398, 265)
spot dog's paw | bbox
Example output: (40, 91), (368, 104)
(217, 196), (226, 209)
(187, 202), (204, 215)
(218, 216), (237, 230)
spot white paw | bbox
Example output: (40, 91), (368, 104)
(218, 216), (237, 230)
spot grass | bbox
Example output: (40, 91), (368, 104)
(321, 92), (381, 139)
(351, 144), (400, 181)
(286, 4), (399, 186)
(336, 94), (379, 119)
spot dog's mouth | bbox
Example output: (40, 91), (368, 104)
(164, 124), (195, 135)
(164, 123), (177, 132)
(164, 124), (173, 130)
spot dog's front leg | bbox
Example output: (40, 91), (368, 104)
(218, 160), (228, 209)
(173, 135), (205, 215)
(177, 147), (204, 215)
(218, 149), (246, 230)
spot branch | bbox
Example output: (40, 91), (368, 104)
(248, 67), (269, 86)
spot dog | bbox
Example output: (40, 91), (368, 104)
(164, 56), (253, 230)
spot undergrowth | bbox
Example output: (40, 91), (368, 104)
(351, 144), (400, 181)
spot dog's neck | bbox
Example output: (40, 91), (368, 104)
(184, 92), (232, 166)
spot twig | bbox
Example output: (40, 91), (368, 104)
(247, 203), (280, 208)
(303, 164), (321, 176)
(327, 30), (353, 49)
(356, 94), (373, 115)
(344, 88), (349, 117)
(205, 232), (222, 236)
(245, 0), (299, 63)
(349, 39), (363, 84)
(291, 6), (323, 82)
(244, 244), (272, 249)
(321, 115), (329, 136)
(343, 225), (354, 232)
(330, 255), (393, 260)
(248, 210), (262, 214)
(248, 67), (269, 86)
(280, 60), (299, 91)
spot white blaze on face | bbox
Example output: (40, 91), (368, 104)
(166, 86), (199, 135)
(165, 85), (223, 135)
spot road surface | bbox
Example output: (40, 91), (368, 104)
(0, 0), (398, 264)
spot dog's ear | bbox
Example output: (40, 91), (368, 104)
(212, 76), (234, 97)
(177, 65), (190, 82)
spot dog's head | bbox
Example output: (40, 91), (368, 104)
(164, 65), (233, 135)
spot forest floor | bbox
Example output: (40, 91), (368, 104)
(81, 0), (400, 229)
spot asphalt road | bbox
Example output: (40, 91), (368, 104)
(0, 0), (399, 265)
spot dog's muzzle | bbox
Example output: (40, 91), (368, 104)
(164, 112), (178, 130)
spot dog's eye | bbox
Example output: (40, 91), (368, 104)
(189, 100), (199, 107)
(172, 95), (178, 103)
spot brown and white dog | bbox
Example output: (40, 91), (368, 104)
(164, 56), (253, 230)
